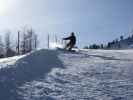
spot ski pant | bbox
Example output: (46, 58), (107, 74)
(65, 42), (75, 50)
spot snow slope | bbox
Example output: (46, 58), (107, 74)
(0, 49), (133, 100)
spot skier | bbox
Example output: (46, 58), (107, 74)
(63, 32), (76, 50)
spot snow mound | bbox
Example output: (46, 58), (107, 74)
(0, 49), (64, 100)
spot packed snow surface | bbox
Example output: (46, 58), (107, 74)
(0, 49), (133, 100)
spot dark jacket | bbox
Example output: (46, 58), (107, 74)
(63, 35), (76, 44)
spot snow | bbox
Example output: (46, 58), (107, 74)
(0, 49), (133, 100)
(49, 42), (63, 49)
(0, 54), (26, 69)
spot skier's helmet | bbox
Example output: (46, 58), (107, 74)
(71, 32), (75, 36)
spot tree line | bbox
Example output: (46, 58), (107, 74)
(0, 28), (38, 58)
(83, 34), (133, 49)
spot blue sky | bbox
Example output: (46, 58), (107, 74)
(0, 0), (133, 48)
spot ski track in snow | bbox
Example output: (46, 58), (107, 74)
(0, 49), (133, 100)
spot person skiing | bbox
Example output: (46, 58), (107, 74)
(63, 32), (76, 50)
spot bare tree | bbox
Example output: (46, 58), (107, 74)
(16, 31), (20, 54)
(34, 34), (38, 50)
(47, 34), (49, 49)
(4, 32), (16, 57)
(0, 35), (5, 58)
(26, 28), (38, 52)
(20, 28), (38, 53)
(5, 32), (11, 51)
(27, 29), (33, 52)
(21, 33), (26, 54)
